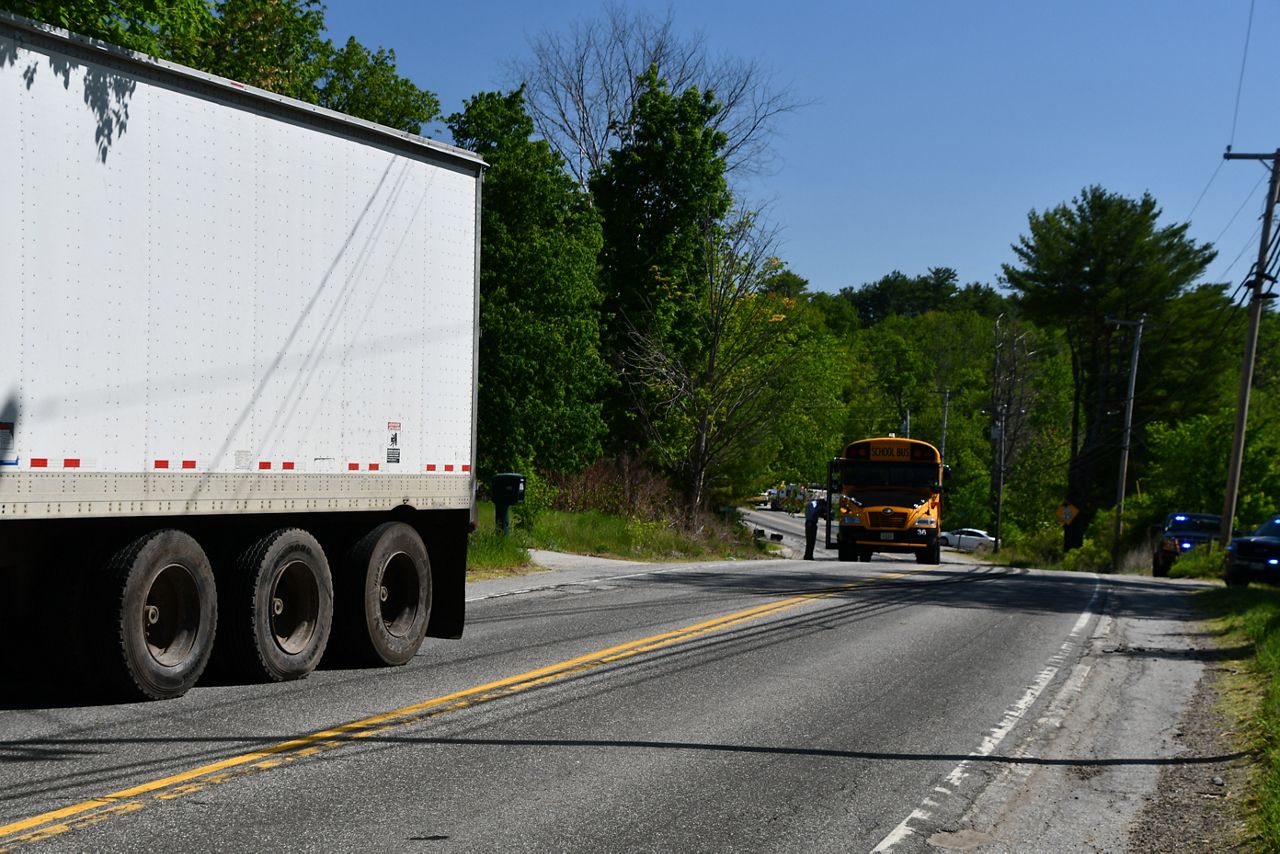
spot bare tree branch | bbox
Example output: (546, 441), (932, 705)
(618, 209), (808, 521)
(511, 4), (806, 188)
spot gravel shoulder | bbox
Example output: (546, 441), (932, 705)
(1127, 633), (1255, 852)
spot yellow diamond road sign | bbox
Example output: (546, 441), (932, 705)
(1057, 501), (1078, 526)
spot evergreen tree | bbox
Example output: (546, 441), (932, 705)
(1002, 186), (1216, 550)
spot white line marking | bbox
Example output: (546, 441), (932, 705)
(872, 574), (1102, 852)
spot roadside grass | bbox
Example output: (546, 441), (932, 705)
(466, 501), (771, 576)
(1169, 544), (1228, 580)
(1199, 583), (1280, 849)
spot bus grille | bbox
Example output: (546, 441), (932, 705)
(869, 512), (909, 529)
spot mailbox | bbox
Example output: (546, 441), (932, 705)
(491, 472), (526, 535)
(491, 473), (526, 505)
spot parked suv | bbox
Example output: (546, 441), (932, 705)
(1224, 515), (1280, 586)
(1152, 512), (1221, 577)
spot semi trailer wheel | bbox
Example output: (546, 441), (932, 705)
(106, 530), (217, 701)
(224, 528), (333, 682)
(340, 522), (431, 666)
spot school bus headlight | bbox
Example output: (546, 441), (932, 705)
(914, 518), (937, 527)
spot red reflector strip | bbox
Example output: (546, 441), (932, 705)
(31, 458), (48, 468)
(282, 461), (295, 471)
(462, 464), (471, 472)
(182, 460), (196, 469)
(369, 463), (380, 471)
(444, 464), (454, 472)
(426, 464), (437, 472)
(258, 461), (272, 470)
(348, 463), (360, 471)
(154, 460), (170, 469)
(63, 458), (80, 468)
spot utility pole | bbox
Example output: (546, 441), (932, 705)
(1221, 149), (1280, 546)
(994, 405), (1005, 553)
(940, 388), (950, 461)
(1110, 315), (1145, 571)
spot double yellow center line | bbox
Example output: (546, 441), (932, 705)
(1, 566), (921, 849)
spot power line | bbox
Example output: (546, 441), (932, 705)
(1228, 0), (1256, 148)
(1219, 219), (1265, 282)
(1186, 160), (1224, 223)
(1185, 2), (1255, 234)
(1212, 171), (1267, 249)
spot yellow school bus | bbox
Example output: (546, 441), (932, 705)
(828, 437), (945, 564)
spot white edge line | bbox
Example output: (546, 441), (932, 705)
(871, 574), (1102, 852)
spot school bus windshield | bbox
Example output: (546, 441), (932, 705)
(840, 460), (939, 490)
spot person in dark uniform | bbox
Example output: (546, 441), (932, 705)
(804, 494), (827, 560)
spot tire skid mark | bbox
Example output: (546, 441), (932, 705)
(2, 565), (939, 850)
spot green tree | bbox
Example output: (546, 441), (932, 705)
(317, 36), (439, 133)
(621, 212), (828, 521)
(950, 282), (1011, 318)
(806, 290), (862, 340)
(760, 299), (848, 489)
(448, 89), (606, 478)
(199, 0), (329, 102)
(1002, 186), (1217, 550)
(860, 317), (936, 435)
(1, 0), (212, 59)
(841, 267), (961, 325)
(761, 267), (809, 299)
(201, 0), (438, 132)
(591, 65), (733, 452)
(3, 0), (440, 133)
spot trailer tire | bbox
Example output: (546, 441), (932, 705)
(106, 530), (217, 701)
(341, 522), (431, 666)
(224, 529), (333, 682)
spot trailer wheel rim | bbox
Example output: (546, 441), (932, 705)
(145, 562), (200, 667)
(379, 550), (420, 639)
(271, 558), (320, 655)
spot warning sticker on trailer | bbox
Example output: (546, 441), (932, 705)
(387, 422), (401, 465)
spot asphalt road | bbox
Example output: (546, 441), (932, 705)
(1, 525), (1215, 852)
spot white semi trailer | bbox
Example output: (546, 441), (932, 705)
(0, 13), (484, 700)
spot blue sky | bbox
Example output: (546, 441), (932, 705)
(321, 1), (1280, 297)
